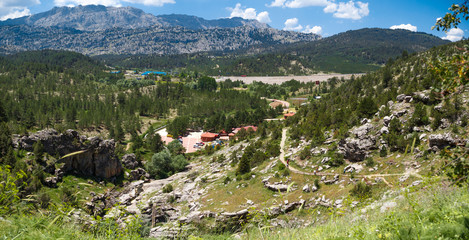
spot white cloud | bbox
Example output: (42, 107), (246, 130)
(323, 2), (337, 13)
(269, 0), (369, 20)
(267, 0), (286, 7)
(284, 0), (329, 8)
(228, 3), (271, 23)
(283, 18), (303, 31)
(0, 8), (31, 20)
(390, 24), (417, 32)
(443, 28), (464, 42)
(332, 1), (368, 20)
(0, 0), (39, 20)
(0, 0), (40, 8)
(303, 25), (322, 34)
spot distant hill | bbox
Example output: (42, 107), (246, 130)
(0, 5), (269, 31)
(100, 28), (449, 74)
(215, 28), (451, 74)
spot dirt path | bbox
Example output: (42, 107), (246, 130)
(279, 128), (422, 182)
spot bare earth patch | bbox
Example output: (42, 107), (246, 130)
(216, 73), (364, 85)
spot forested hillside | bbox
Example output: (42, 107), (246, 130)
(100, 28), (448, 75)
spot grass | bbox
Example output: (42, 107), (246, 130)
(238, 184), (469, 239)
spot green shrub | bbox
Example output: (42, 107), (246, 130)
(223, 176), (231, 184)
(365, 157), (375, 167)
(350, 182), (372, 198)
(162, 184), (173, 193)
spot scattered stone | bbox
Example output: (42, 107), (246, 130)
(323, 175), (339, 185)
(246, 200), (254, 205)
(130, 168), (150, 181)
(44, 177), (58, 188)
(429, 133), (458, 149)
(383, 116), (391, 127)
(122, 154), (139, 170)
(321, 157), (331, 164)
(264, 182), (288, 192)
(411, 180), (422, 187)
(380, 126), (389, 134)
(396, 94), (406, 102)
(398, 175), (409, 183)
(302, 184), (310, 193)
(380, 201), (397, 213)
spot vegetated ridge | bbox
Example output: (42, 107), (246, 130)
(98, 28), (449, 74)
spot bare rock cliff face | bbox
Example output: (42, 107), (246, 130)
(14, 129), (122, 179)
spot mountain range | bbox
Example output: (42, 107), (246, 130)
(0, 5), (269, 31)
(0, 5), (316, 55)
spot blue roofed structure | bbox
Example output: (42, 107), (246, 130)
(141, 71), (167, 76)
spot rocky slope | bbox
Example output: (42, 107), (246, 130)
(0, 5), (269, 31)
(0, 25), (318, 55)
(0, 5), (314, 55)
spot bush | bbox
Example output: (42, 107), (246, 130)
(365, 157), (375, 167)
(314, 179), (321, 190)
(350, 182), (372, 198)
(37, 191), (51, 209)
(223, 176), (231, 184)
(171, 155), (188, 172)
(145, 149), (173, 179)
(380, 146), (388, 157)
(162, 184), (173, 193)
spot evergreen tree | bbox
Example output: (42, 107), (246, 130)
(236, 155), (251, 175)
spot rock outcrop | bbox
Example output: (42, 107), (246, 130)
(14, 129), (122, 179)
(339, 122), (377, 162)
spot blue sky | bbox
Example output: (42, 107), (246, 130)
(1, 0), (467, 41)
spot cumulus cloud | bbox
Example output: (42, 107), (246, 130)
(0, 8), (31, 20)
(390, 24), (417, 32)
(268, 0), (369, 20)
(284, 0), (329, 8)
(283, 18), (303, 31)
(54, 0), (174, 7)
(268, 0), (286, 7)
(303, 25), (322, 34)
(331, 1), (368, 20)
(0, 0), (39, 20)
(443, 28), (464, 42)
(228, 3), (271, 23)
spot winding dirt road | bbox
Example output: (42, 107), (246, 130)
(278, 128), (422, 183)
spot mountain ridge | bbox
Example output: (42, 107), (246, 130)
(0, 5), (269, 31)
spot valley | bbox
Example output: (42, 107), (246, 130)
(0, 2), (468, 240)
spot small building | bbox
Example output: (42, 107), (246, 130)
(201, 132), (218, 142)
(284, 112), (296, 119)
(141, 71), (167, 76)
(232, 126), (258, 134)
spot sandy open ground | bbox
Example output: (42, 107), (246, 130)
(157, 128), (203, 153)
(215, 73), (364, 85)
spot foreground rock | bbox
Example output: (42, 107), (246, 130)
(14, 129), (122, 179)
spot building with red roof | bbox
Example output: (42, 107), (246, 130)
(201, 132), (218, 142)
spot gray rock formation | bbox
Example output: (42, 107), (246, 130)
(428, 133), (458, 150)
(122, 153), (138, 170)
(130, 168), (150, 181)
(14, 129), (122, 179)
